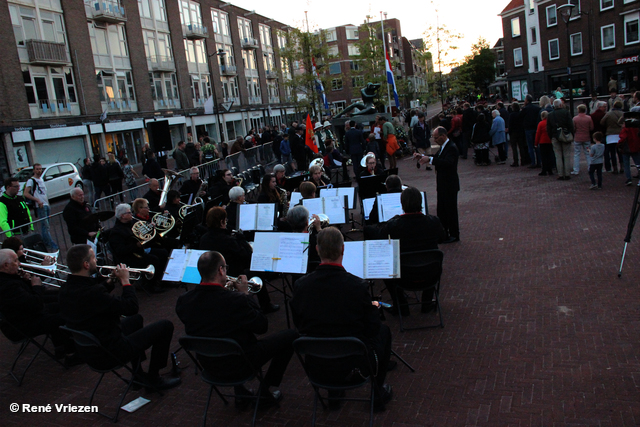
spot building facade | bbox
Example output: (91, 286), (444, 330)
(501, 0), (640, 102)
(0, 0), (296, 179)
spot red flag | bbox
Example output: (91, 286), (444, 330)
(305, 114), (318, 153)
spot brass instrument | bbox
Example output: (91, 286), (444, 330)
(277, 186), (289, 217)
(151, 211), (176, 238)
(131, 218), (157, 244)
(309, 158), (324, 170)
(23, 248), (58, 265)
(98, 264), (155, 281)
(159, 169), (180, 208)
(18, 263), (66, 286)
(225, 275), (263, 293)
(308, 213), (330, 232)
(179, 197), (205, 220)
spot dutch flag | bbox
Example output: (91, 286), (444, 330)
(385, 51), (400, 109)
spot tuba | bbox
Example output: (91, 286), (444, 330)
(159, 169), (181, 208)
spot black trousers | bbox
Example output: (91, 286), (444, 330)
(509, 133), (530, 165)
(540, 144), (556, 174)
(245, 329), (298, 387)
(122, 315), (173, 378)
(437, 190), (459, 239)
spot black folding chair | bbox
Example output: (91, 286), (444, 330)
(393, 249), (445, 332)
(22, 233), (48, 252)
(60, 326), (162, 422)
(293, 336), (380, 427)
(178, 336), (268, 427)
(0, 312), (65, 385)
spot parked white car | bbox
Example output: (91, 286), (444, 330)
(13, 162), (83, 199)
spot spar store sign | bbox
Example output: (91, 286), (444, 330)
(616, 55), (639, 65)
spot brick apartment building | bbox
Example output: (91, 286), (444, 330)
(0, 0), (297, 179)
(322, 18), (428, 114)
(500, 0), (639, 102)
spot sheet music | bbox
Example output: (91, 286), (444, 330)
(323, 195), (347, 224)
(256, 204), (276, 230)
(342, 242), (365, 278)
(364, 240), (396, 278)
(320, 187), (356, 209)
(238, 204), (258, 230)
(289, 191), (302, 207)
(378, 193), (403, 222)
(250, 252), (274, 272)
(275, 236), (307, 274)
(362, 198), (375, 220)
(163, 249), (188, 282)
(302, 198), (323, 216)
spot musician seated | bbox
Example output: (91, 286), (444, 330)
(365, 174), (403, 227)
(108, 204), (169, 293)
(179, 167), (206, 203)
(142, 179), (164, 212)
(323, 139), (343, 167)
(226, 186), (246, 232)
(284, 159), (299, 176)
(359, 152), (384, 177)
(176, 251), (298, 407)
(257, 174), (284, 217)
(164, 190), (182, 240)
(207, 169), (236, 206)
(60, 244), (180, 389)
(290, 228), (393, 409)
(286, 206), (320, 270)
(273, 164), (287, 188)
(298, 181), (316, 202)
(132, 198), (181, 251)
(380, 187), (446, 316)
(0, 249), (80, 365)
(307, 164), (329, 190)
(199, 207), (279, 313)
(63, 188), (99, 245)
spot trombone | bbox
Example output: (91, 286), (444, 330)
(98, 264), (155, 281)
(23, 248), (58, 265)
(225, 275), (263, 293)
(18, 262), (67, 286)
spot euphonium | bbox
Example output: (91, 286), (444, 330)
(308, 213), (330, 232)
(158, 169), (180, 208)
(225, 275), (263, 293)
(179, 197), (205, 219)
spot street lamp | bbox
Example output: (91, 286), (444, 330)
(208, 48), (226, 142)
(557, 2), (576, 115)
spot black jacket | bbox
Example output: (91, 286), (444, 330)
(412, 122), (431, 149)
(199, 228), (252, 277)
(344, 128), (365, 155)
(508, 111), (525, 137)
(143, 189), (162, 211)
(471, 122), (491, 144)
(546, 108), (575, 140)
(432, 141), (460, 194)
(109, 219), (145, 262)
(462, 108), (477, 132)
(381, 213), (445, 251)
(63, 200), (99, 244)
(519, 103), (541, 131)
(92, 163), (109, 186)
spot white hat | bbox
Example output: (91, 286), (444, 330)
(323, 121), (331, 127)
(314, 122), (323, 130)
(360, 152), (376, 168)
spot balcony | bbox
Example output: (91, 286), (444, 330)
(153, 97), (180, 110)
(265, 70), (278, 79)
(90, 1), (127, 24)
(268, 96), (280, 104)
(241, 37), (259, 49)
(193, 97), (209, 107)
(32, 99), (79, 118)
(26, 40), (69, 65)
(183, 24), (208, 40)
(220, 64), (237, 76)
(148, 56), (175, 72)
(103, 98), (137, 112)
(248, 96), (262, 104)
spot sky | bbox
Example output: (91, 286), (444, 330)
(230, 0), (507, 71)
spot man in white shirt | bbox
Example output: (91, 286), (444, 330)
(24, 164), (58, 250)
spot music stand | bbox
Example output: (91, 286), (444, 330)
(284, 175), (306, 192)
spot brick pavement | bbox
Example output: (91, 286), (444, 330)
(2, 153), (640, 426)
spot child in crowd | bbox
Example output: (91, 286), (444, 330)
(589, 132), (605, 189)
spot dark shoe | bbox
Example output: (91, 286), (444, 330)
(374, 384), (393, 411)
(145, 375), (181, 391)
(510, 163), (519, 167)
(557, 176), (565, 180)
(385, 304), (410, 317)
(259, 389), (283, 409)
(234, 386), (254, 410)
(442, 236), (459, 244)
(536, 164), (542, 168)
(425, 166), (432, 171)
(538, 171), (548, 176)
(328, 390), (346, 409)
(386, 360), (398, 372)
(262, 303), (280, 314)
(626, 179), (633, 186)
(64, 353), (84, 368)
(565, 176), (571, 180)
(416, 161), (421, 169)
(421, 302), (437, 314)
(527, 165), (537, 169)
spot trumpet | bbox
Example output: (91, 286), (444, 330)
(98, 264), (155, 281)
(225, 275), (263, 293)
(308, 213), (330, 232)
(23, 248), (58, 265)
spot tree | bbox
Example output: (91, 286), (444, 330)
(422, 17), (463, 104)
(353, 22), (386, 111)
(278, 28), (332, 119)
(448, 38), (496, 99)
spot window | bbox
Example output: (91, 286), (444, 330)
(259, 24), (272, 48)
(346, 27), (358, 40)
(179, 0), (202, 27)
(9, 5), (66, 46)
(211, 9), (230, 36)
(328, 62), (341, 75)
(352, 76), (364, 87)
(237, 17), (253, 40)
(347, 44), (360, 56)
(513, 47), (523, 67)
(530, 27), (537, 44)
(149, 72), (178, 101)
(533, 56), (539, 72)
(328, 46), (339, 56)
(601, 24), (615, 50)
(529, 0), (535, 13)
(569, 0), (581, 20)
(570, 33), (583, 55)
(625, 13), (640, 45)
(548, 39), (560, 60)
(511, 17), (521, 37)
(326, 30), (337, 42)
(601, 0), (613, 10)
(350, 61), (361, 71)
(331, 78), (343, 91)
(137, 0), (166, 22)
(546, 5), (557, 27)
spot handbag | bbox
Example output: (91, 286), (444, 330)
(557, 127), (574, 144)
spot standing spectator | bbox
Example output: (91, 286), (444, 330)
(412, 113), (432, 170)
(344, 120), (365, 176)
(489, 110), (507, 164)
(107, 152), (124, 202)
(91, 157), (111, 202)
(0, 178), (33, 238)
(591, 101), (607, 136)
(448, 108), (463, 156)
(571, 104), (594, 175)
(229, 136), (245, 171)
(172, 141), (190, 171)
(547, 98), (575, 180)
(535, 111), (554, 177)
(142, 151), (164, 180)
(600, 101), (624, 174)
(589, 132), (605, 189)
(81, 158), (94, 205)
(244, 132), (256, 167)
(618, 119), (640, 185)
(508, 103), (530, 167)
(519, 94), (542, 168)
(607, 90), (623, 111)
(280, 134), (291, 164)
(291, 126), (306, 168)
(122, 157), (139, 200)
(461, 102), (477, 160)
(185, 140), (198, 167)
(631, 91), (640, 112)
(589, 94), (600, 114)
(471, 114), (491, 166)
(23, 164), (58, 250)
(608, 76), (618, 93)
(380, 116), (397, 170)
(373, 116), (385, 168)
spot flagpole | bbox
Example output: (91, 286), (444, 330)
(380, 12), (392, 113)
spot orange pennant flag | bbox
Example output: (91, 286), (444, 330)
(305, 114), (319, 153)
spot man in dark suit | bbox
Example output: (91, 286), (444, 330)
(290, 227), (393, 410)
(344, 120), (365, 177)
(416, 126), (460, 243)
(63, 188), (99, 245)
(176, 251), (297, 408)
